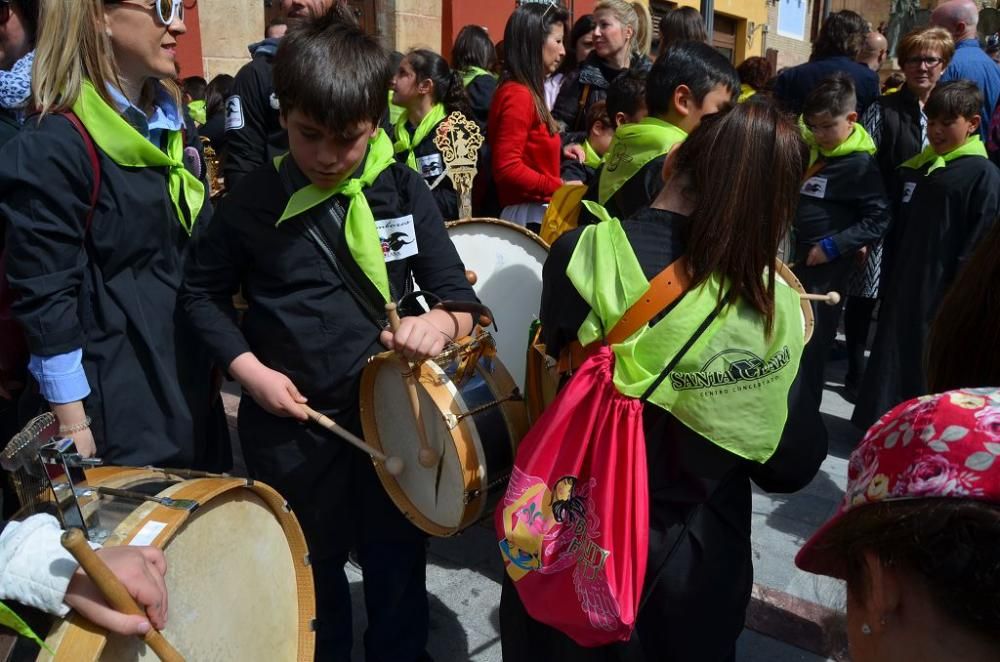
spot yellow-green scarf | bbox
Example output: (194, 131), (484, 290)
(568, 203), (804, 462)
(901, 136), (987, 175)
(394, 103), (447, 172)
(461, 66), (498, 88)
(71, 80), (205, 235)
(800, 120), (876, 167)
(582, 139), (603, 169)
(276, 130), (397, 302)
(187, 99), (206, 125)
(598, 117), (687, 206)
(738, 84), (756, 103)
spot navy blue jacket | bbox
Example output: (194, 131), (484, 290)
(773, 56), (879, 116)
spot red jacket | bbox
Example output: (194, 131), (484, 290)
(488, 82), (562, 208)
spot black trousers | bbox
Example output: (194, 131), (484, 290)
(238, 399), (430, 662)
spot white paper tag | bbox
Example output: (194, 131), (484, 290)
(376, 215), (419, 262)
(129, 520), (168, 547)
(801, 176), (828, 199)
(417, 153), (445, 179)
(225, 95), (245, 131)
(902, 182), (916, 203)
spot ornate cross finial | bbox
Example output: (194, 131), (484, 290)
(434, 112), (484, 219)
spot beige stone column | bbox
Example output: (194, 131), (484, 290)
(198, 0), (266, 79)
(392, 0), (443, 51)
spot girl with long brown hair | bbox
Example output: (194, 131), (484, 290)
(501, 99), (826, 660)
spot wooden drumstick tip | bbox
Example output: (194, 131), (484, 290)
(384, 455), (405, 476)
(464, 269), (478, 286)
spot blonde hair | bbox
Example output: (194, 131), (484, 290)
(32, 0), (181, 116)
(595, 0), (652, 57)
(897, 26), (956, 68)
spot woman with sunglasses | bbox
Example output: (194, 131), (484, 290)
(0, 0), (229, 470)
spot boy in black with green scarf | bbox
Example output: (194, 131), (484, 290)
(855, 81), (999, 430)
(180, 9), (476, 661)
(791, 74), (889, 446)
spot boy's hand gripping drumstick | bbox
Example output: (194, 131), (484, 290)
(386, 303), (440, 468)
(300, 405), (404, 476)
(61, 529), (185, 662)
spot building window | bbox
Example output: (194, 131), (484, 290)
(777, 0), (807, 41)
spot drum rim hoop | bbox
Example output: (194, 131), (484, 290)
(445, 217), (550, 251)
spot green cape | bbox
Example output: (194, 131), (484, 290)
(598, 117), (686, 205)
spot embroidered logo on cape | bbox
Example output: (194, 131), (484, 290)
(499, 468), (621, 632)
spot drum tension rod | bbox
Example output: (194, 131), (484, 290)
(444, 389), (523, 429)
(97, 486), (199, 512)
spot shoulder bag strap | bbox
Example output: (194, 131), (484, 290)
(61, 111), (101, 233)
(573, 84), (592, 132)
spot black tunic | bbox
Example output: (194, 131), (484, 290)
(854, 156), (1000, 429)
(465, 74), (497, 128)
(397, 117), (461, 221)
(0, 113), (229, 470)
(179, 155), (477, 557)
(500, 207), (826, 661)
(578, 156), (667, 226)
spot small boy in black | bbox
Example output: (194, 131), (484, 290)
(855, 81), (1000, 429)
(560, 101), (614, 186)
(181, 10), (476, 660)
(792, 74), (889, 442)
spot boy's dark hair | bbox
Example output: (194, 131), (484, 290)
(811, 10), (868, 60)
(273, 6), (391, 136)
(802, 74), (856, 118)
(205, 74), (235, 119)
(182, 76), (208, 101)
(606, 70), (646, 128)
(585, 100), (610, 133)
(657, 7), (707, 56)
(503, 2), (569, 133)
(925, 80), (983, 121)
(406, 48), (471, 117)
(452, 25), (497, 73)
(647, 42), (738, 117)
(736, 56), (773, 93)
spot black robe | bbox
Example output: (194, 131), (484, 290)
(578, 156), (667, 226)
(501, 207), (826, 662)
(395, 115), (463, 221)
(0, 113), (229, 470)
(853, 155), (1000, 429)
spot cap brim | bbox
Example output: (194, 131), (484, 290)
(794, 510), (850, 579)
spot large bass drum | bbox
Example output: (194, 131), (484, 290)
(445, 218), (549, 391)
(36, 467), (315, 662)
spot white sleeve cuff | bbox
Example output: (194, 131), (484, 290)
(0, 515), (77, 617)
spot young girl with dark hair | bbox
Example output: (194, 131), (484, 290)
(392, 48), (472, 220)
(452, 24), (498, 127)
(489, 2), (571, 227)
(502, 100), (825, 661)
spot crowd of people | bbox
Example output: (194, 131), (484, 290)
(0, 0), (996, 660)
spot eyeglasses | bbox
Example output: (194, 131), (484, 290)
(117, 0), (185, 27)
(902, 56), (944, 68)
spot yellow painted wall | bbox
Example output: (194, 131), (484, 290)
(663, 0), (770, 63)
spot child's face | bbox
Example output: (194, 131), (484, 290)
(281, 109), (376, 189)
(927, 113), (980, 155)
(671, 84), (733, 134)
(391, 58), (425, 109)
(588, 120), (614, 155)
(804, 111), (857, 152)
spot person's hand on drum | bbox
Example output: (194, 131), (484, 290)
(381, 315), (450, 362)
(228, 352), (309, 420)
(64, 546), (168, 635)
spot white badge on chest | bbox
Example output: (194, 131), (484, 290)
(902, 182), (917, 203)
(417, 153), (445, 179)
(376, 215), (419, 262)
(801, 176), (828, 199)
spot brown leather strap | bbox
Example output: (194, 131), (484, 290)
(606, 256), (691, 345)
(556, 338), (596, 374)
(802, 159), (825, 182)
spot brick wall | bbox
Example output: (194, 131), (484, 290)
(766, 0), (814, 71)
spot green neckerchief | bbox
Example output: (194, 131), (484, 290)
(900, 136), (987, 175)
(71, 80), (204, 235)
(801, 120), (876, 167)
(598, 116), (686, 205)
(187, 99), (206, 125)
(461, 66), (498, 88)
(568, 203), (804, 462)
(387, 91), (405, 127)
(394, 102), (447, 172)
(738, 84), (756, 103)
(275, 130), (397, 302)
(582, 139), (603, 169)
(0, 602), (52, 654)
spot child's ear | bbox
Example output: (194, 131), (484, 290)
(969, 114), (981, 134)
(673, 84), (694, 117)
(417, 78), (433, 96)
(847, 111), (858, 123)
(614, 112), (627, 127)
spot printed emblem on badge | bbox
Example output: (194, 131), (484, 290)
(376, 215), (419, 262)
(902, 182), (916, 203)
(800, 176), (828, 199)
(417, 153), (444, 178)
(225, 96), (245, 131)
(269, 93), (281, 110)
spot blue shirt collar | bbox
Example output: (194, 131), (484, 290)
(956, 39), (981, 49)
(106, 82), (183, 142)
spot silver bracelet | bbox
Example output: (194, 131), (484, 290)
(58, 416), (92, 435)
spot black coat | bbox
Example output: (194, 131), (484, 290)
(773, 56), (879, 116)
(869, 87), (925, 195)
(501, 207), (826, 661)
(854, 155), (1000, 428)
(0, 114), (229, 470)
(465, 74), (497, 128)
(578, 155), (667, 226)
(394, 115), (461, 221)
(553, 52), (652, 134)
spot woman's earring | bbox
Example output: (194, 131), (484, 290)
(861, 623), (872, 636)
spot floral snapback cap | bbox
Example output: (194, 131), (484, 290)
(796, 388), (1000, 578)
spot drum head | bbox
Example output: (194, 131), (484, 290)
(775, 260), (814, 343)
(444, 219), (549, 390)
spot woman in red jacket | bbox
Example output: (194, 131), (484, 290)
(489, 2), (571, 229)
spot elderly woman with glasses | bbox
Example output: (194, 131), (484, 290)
(841, 26), (955, 398)
(0, 0), (229, 469)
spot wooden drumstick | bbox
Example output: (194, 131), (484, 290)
(800, 291), (842, 306)
(60, 529), (185, 662)
(301, 405), (404, 476)
(386, 303), (440, 468)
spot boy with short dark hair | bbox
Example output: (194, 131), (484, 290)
(605, 70), (648, 129)
(790, 73), (889, 446)
(582, 41), (739, 224)
(560, 101), (614, 186)
(855, 80), (1000, 428)
(180, 9), (477, 660)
